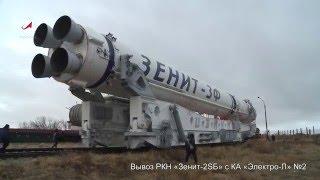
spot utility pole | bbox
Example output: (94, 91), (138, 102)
(313, 126), (315, 135)
(258, 97), (269, 141)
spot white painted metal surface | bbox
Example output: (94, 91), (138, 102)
(31, 16), (258, 148)
(32, 16), (256, 123)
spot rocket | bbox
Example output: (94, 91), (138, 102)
(31, 15), (256, 123)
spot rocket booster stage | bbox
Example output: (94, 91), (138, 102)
(31, 15), (256, 123)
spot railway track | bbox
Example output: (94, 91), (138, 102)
(0, 140), (247, 159)
(0, 147), (127, 159)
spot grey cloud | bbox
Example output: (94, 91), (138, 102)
(0, 0), (319, 130)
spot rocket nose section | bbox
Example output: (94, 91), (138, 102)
(246, 99), (257, 122)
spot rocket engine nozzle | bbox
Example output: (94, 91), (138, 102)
(31, 54), (53, 78)
(34, 23), (62, 48)
(53, 15), (84, 43)
(50, 48), (82, 74)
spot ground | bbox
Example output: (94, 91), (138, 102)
(1, 135), (320, 180)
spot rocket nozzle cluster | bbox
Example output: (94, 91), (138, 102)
(34, 23), (62, 48)
(31, 54), (52, 78)
(53, 15), (84, 43)
(32, 15), (83, 78)
(51, 48), (81, 74)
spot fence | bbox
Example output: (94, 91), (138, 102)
(272, 126), (319, 136)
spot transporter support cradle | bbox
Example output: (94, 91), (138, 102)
(32, 15), (257, 149)
(71, 55), (256, 148)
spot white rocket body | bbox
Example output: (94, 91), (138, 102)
(32, 16), (256, 124)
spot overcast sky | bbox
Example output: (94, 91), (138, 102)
(0, 0), (319, 131)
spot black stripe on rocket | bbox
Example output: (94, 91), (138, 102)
(87, 36), (115, 89)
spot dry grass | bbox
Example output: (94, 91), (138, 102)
(1, 135), (320, 180)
